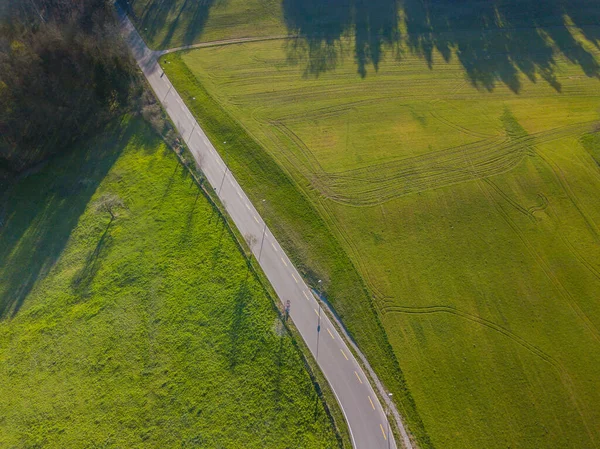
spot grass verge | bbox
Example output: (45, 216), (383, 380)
(0, 116), (339, 448)
(160, 51), (432, 447)
(172, 133), (353, 448)
(159, 31), (600, 447)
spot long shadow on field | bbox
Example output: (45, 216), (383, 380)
(0, 119), (135, 319)
(283, 0), (401, 77)
(70, 221), (114, 296)
(179, 191), (200, 245)
(403, 0), (600, 92)
(272, 334), (286, 409)
(227, 276), (253, 370)
(127, 0), (217, 48)
(283, 0), (600, 89)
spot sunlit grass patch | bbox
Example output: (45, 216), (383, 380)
(0, 117), (338, 449)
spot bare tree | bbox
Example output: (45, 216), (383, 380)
(94, 193), (125, 222)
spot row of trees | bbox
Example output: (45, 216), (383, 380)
(0, 0), (137, 176)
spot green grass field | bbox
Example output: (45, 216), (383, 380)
(156, 2), (600, 447)
(0, 117), (340, 448)
(126, 0), (286, 49)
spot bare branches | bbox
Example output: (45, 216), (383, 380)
(94, 193), (125, 222)
(0, 0), (136, 173)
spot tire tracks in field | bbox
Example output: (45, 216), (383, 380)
(527, 193), (549, 216)
(546, 196), (600, 283)
(381, 303), (563, 372)
(535, 149), (600, 243)
(381, 300), (599, 447)
(476, 175), (600, 345)
(483, 178), (533, 218)
(317, 120), (596, 206)
(429, 109), (496, 139)
(159, 35), (291, 55)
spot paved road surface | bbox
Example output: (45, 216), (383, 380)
(118, 8), (409, 449)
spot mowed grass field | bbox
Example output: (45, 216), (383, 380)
(158, 4), (600, 447)
(126, 0), (285, 49)
(0, 117), (339, 448)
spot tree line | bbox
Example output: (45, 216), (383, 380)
(0, 0), (137, 178)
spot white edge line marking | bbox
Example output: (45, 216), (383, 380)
(328, 380), (358, 449)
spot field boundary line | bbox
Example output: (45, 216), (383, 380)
(159, 35), (291, 56)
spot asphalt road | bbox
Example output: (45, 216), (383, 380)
(118, 8), (406, 449)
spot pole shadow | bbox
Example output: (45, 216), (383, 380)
(227, 274), (253, 370)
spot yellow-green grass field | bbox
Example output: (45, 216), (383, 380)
(0, 117), (339, 448)
(159, 10), (600, 449)
(126, 0), (285, 49)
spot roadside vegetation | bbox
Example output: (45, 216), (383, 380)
(0, 0), (138, 183)
(157, 1), (600, 447)
(0, 116), (340, 448)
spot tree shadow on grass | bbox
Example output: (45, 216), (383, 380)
(283, 0), (401, 77)
(70, 220), (114, 296)
(0, 118), (138, 319)
(282, 0), (600, 90)
(127, 0), (217, 49)
(181, 0), (217, 47)
(403, 0), (600, 93)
